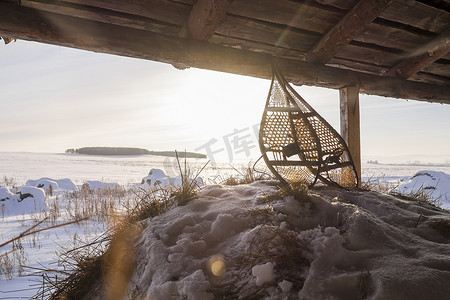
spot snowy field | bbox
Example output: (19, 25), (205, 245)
(1, 152), (449, 299)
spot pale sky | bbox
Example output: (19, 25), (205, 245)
(1, 40), (449, 163)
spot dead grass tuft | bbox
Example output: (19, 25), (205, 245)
(223, 176), (239, 186)
(222, 162), (272, 186)
(172, 150), (209, 206)
(360, 175), (397, 193)
(389, 186), (443, 208)
(261, 182), (309, 204)
(213, 224), (310, 299)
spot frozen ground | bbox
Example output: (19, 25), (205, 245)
(1, 152), (449, 299)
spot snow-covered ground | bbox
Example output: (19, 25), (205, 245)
(1, 152), (449, 299)
(121, 183), (450, 299)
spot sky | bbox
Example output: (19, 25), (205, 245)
(1, 40), (449, 164)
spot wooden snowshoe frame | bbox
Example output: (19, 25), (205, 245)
(259, 65), (359, 188)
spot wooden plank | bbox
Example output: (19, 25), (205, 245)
(422, 61), (450, 77)
(380, 0), (450, 34)
(63, 0), (190, 26)
(409, 71), (450, 85)
(355, 22), (432, 52)
(21, 0), (180, 35)
(215, 15), (319, 52)
(315, 0), (358, 10)
(227, 0), (341, 34)
(386, 28), (450, 79)
(335, 44), (402, 67)
(209, 35), (307, 61)
(65, 0), (341, 35)
(420, 0), (450, 11)
(319, 0), (450, 33)
(340, 86), (361, 185)
(0, 3), (449, 103)
(179, 0), (233, 40)
(306, 0), (393, 64)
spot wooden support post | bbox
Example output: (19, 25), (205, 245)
(340, 86), (361, 185)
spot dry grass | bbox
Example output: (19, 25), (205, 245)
(63, 185), (127, 222)
(222, 162), (272, 186)
(212, 224), (311, 299)
(172, 150), (209, 206)
(389, 186), (443, 208)
(38, 180), (185, 299)
(261, 182), (309, 204)
(361, 176), (397, 193)
(223, 176), (240, 186)
(1, 175), (18, 192)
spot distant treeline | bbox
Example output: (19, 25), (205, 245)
(65, 147), (206, 158)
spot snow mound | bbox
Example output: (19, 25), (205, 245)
(1, 186), (48, 216)
(94, 182), (450, 299)
(26, 177), (78, 192)
(83, 180), (120, 191)
(391, 170), (450, 209)
(141, 168), (203, 189)
(0, 187), (14, 201)
(26, 178), (59, 191)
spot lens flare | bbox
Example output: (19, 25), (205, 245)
(208, 255), (226, 277)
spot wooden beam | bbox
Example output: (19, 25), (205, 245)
(306, 0), (392, 64)
(340, 86), (361, 185)
(0, 3), (449, 103)
(386, 28), (450, 79)
(179, 0), (233, 40)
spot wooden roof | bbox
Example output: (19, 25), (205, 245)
(1, 0), (450, 103)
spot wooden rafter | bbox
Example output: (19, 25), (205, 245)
(179, 0), (233, 40)
(306, 0), (392, 64)
(386, 28), (450, 79)
(0, 3), (449, 103)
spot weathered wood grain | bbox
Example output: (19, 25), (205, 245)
(380, 0), (450, 33)
(179, 0), (233, 40)
(335, 44), (402, 67)
(340, 86), (361, 184)
(210, 35), (307, 60)
(215, 15), (319, 52)
(171, 0), (340, 34)
(422, 61), (450, 77)
(318, 0), (450, 33)
(227, 0), (342, 34)
(355, 22), (432, 52)
(63, 0), (190, 25)
(409, 71), (450, 85)
(306, 0), (393, 64)
(21, 0), (180, 35)
(386, 28), (450, 78)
